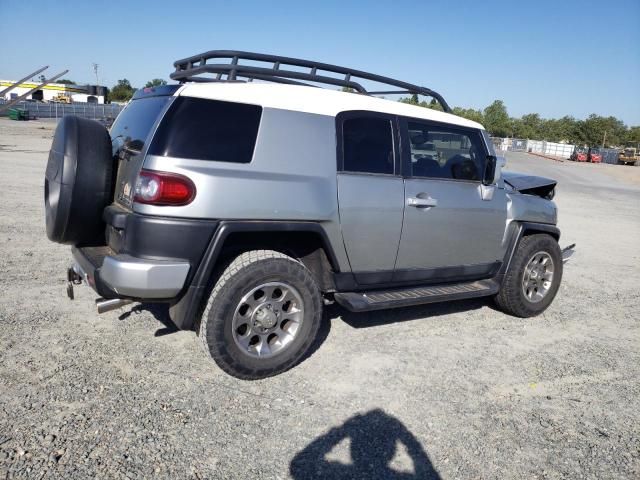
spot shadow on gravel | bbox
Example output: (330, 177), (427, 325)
(331, 297), (488, 329)
(297, 307), (332, 363)
(117, 302), (331, 359)
(119, 303), (179, 337)
(290, 409), (440, 479)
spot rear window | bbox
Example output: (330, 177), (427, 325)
(148, 97), (262, 163)
(110, 96), (171, 155)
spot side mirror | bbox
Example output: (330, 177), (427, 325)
(483, 155), (497, 185)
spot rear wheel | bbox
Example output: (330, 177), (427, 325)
(199, 250), (323, 379)
(495, 234), (563, 318)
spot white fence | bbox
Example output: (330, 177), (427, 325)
(490, 137), (574, 158)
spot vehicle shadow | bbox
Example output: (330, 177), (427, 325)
(118, 303), (179, 337)
(117, 302), (332, 357)
(290, 409), (441, 479)
(329, 297), (488, 329)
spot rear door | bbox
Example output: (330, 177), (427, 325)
(393, 118), (507, 283)
(110, 86), (178, 209)
(336, 112), (404, 285)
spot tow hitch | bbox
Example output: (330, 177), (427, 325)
(67, 267), (82, 300)
(561, 243), (576, 263)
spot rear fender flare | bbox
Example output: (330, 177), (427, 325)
(170, 221), (340, 330)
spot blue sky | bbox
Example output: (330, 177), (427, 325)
(1, 0), (639, 124)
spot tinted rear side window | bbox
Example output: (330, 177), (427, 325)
(149, 97), (262, 163)
(110, 96), (171, 156)
(342, 117), (395, 175)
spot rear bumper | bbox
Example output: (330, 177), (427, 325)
(72, 246), (190, 299)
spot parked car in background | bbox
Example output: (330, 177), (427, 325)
(570, 147), (587, 162)
(587, 147), (602, 163)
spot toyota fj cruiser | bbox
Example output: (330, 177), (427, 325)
(45, 51), (574, 379)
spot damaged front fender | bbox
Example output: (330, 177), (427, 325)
(502, 172), (557, 200)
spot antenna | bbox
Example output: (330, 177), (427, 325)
(92, 63), (100, 86)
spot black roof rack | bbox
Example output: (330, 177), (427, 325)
(170, 50), (452, 113)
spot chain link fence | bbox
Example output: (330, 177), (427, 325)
(600, 148), (620, 164)
(1, 99), (124, 123)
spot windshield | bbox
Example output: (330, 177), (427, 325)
(110, 96), (172, 156)
(590, 148), (600, 154)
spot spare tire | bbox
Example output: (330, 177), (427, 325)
(45, 116), (113, 245)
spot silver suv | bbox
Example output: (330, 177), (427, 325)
(44, 51), (574, 379)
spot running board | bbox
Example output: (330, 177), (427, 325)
(334, 279), (500, 312)
(561, 243), (576, 263)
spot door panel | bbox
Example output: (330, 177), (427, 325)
(394, 179), (507, 275)
(337, 174), (404, 283)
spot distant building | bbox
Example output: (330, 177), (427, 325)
(0, 80), (107, 104)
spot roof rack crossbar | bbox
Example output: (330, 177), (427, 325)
(171, 50), (451, 112)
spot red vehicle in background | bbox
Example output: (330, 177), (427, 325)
(570, 147), (588, 162)
(588, 147), (602, 163)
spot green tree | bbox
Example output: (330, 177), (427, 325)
(109, 79), (135, 102)
(399, 95), (444, 110)
(57, 79), (76, 85)
(626, 126), (640, 143)
(518, 113), (543, 139)
(144, 78), (167, 88)
(483, 100), (511, 137)
(451, 107), (484, 124)
(580, 114), (627, 146)
(427, 98), (444, 111)
(395, 96), (638, 144)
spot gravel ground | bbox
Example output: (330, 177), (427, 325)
(0, 118), (639, 479)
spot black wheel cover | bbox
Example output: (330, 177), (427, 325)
(45, 116), (113, 245)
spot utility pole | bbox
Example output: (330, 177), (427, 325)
(602, 130), (607, 148)
(92, 63), (99, 86)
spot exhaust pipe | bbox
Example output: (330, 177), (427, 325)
(95, 298), (134, 314)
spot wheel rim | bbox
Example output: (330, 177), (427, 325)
(232, 282), (304, 359)
(522, 251), (555, 303)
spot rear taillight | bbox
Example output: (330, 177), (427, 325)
(134, 170), (196, 206)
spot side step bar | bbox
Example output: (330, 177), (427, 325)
(561, 243), (576, 262)
(334, 279), (500, 312)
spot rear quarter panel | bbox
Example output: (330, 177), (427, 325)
(138, 108), (351, 270)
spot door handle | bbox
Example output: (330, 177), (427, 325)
(407, 196), (438, 208)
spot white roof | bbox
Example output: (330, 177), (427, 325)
(178, 82), (484, 130)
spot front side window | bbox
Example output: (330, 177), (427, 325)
(149, 97), (262, 163)
(342, 117), (395, 175)
(407, 121), (485, 181)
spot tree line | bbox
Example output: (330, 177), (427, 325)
(107, 78), (167, 102)
(400, 95), (640, 148)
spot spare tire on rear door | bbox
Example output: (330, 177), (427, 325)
(45, 115), (113, 245)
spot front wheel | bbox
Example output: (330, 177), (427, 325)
(495, 234), (563, 318)
(199, 250), (323, 379)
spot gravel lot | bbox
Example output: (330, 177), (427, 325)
(1, 118), (638, 479)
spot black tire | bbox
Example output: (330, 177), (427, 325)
(199, 250), (323, 379)
(495, 234), (563, 318)
(45, 115), (113, 245)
